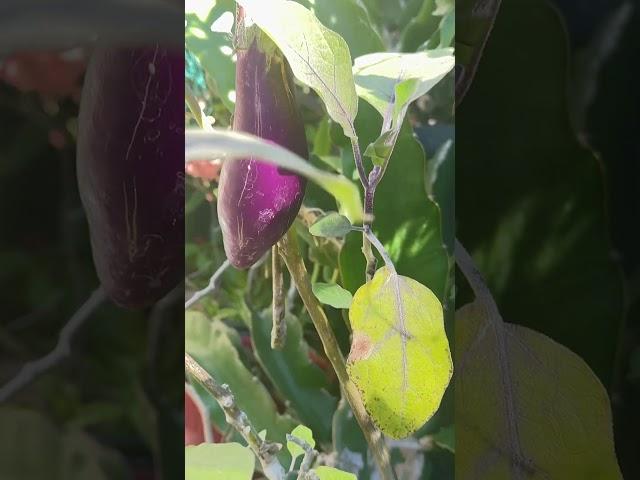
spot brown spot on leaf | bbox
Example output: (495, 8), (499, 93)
(348, 332), (373, 362)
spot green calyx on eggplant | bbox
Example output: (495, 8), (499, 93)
(76, 45), (184, 308)
(217, 11), (308, 269)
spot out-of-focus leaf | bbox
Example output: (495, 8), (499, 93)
(312, 282), (353, 309)
(185, 0), (237, 112)
(456, 0), (624, 385)
(456, 299), (622, 478)
(185, 443), (254, 480)
(248, 310), (337, 444)
(314, 466), (357, 480)
(432, 425), (454, 453)
(185, 312), (297, 464)
(455, 0), (502, 104)
(0, 408), (128, 479)
(347, 267), (452, 439)
(297, 0), (384, 59)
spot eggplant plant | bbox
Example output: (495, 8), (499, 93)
(185, 0), (454, 478)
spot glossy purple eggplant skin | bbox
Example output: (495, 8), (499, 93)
(217, 37), (308, 269)
(76, 46), (184, 308)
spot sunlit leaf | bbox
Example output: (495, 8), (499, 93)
(347, 267), (452, 438)
(185, 129), (364, 222)
(314, 466), (357, 480)
(185, 443), (254, 480)
(352, 49), (454, 130)
(238, 0), (358, 138)
(286, 425), (315, 463)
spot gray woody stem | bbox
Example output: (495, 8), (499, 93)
(185, 259), (231, 309)
(278, 229), (395, 480)
(0, 287), (106, 402)
(286, 434), (317, 479)
(185, 353), (285, 480)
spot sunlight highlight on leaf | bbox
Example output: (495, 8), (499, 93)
(347, 267), (452, 439)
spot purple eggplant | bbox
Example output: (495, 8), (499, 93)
(76, 46), (184, 308)
(217, 18), (308, 269)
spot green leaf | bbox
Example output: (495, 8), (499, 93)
(186, 129), (364, 223)
(238, 0), (358, 138)
(456, 0), (501, 102)
(304, 0), (385, 59)
(353, 49), (454, 131)
(456, 0), (624, 385)
(340, 119), (449, 303)
(314, 466), (357, 480)
(185, 1), (237, 112)
(309, 213), (353, 238)
(0, 408), (128, 479)
(286, 425), (315, 463)
(363, 130), (395, 166)
(312, 282), (353, 309)
(347, 266), (452, 438)
(248, 310), (337, 443)
(456, 301), (622, 478)
(399, 0), (439, 52)
(185, 443), (254, 480)
(185, 312), (297, 465)
(432, 425), (454, 453)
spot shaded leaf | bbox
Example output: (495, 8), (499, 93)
(312, 282), (353, 309)
(347, 267), (452, 438)
(248, 310), (337, 443)
(185, 312), (297, 464)
(456, 0), (624, 385)
(309, 213), (352, 238)
(185, 443), (254, 480)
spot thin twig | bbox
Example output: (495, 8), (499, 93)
(271, 244), (287, 349)
(286, 434), (317, 479)
(278, 229), (395, 480)
(363, 227), (395, 273)
(185, 259), (231, 309)
(0, 287), (107, 402)
(185, 353), (285, 480)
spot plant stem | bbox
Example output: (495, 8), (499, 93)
(278, 229), (395, 480)
(184, 259), (231, 309)
(0, 287), (106, 402)
(286, 434), (317, 479)
(271, 244), (287, 349)
(351, 136), (378, 281)
(185, 353), (285, 480)
(363, 227), (395, 272)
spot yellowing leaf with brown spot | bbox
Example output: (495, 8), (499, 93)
(347, 266), (452, 439)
